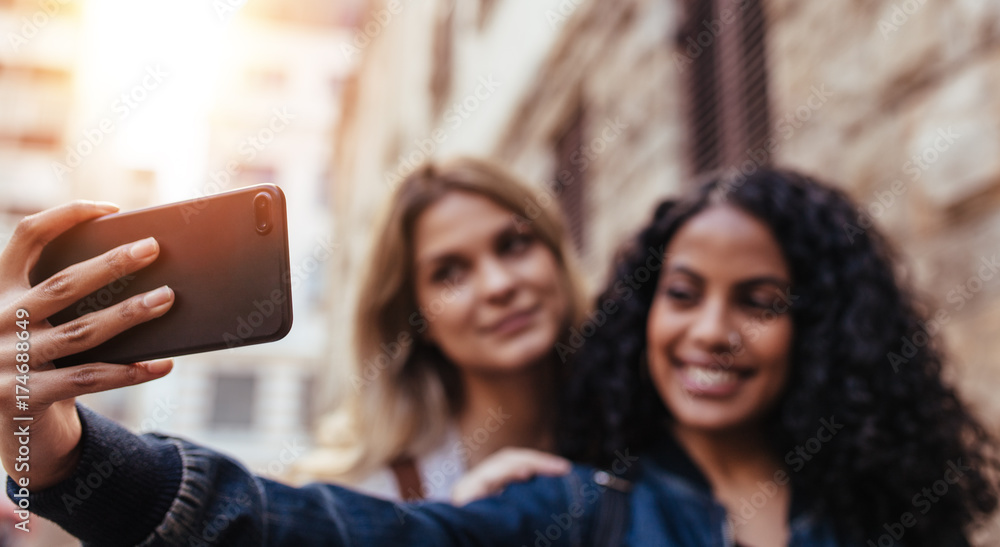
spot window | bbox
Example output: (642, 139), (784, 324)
(679, 0), (771, 174)
(299, 375), (317, 430)
(552, 105), (587, 253)
(209, 373), (257, 430)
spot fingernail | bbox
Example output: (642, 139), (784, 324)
(129, 237), (158, 259)
(147, 360), (173, 374)
(143, 286), (173, 308)
(94, 201), (120, 211)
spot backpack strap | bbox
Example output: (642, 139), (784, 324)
(592, 470), (632, 546)
(390, 456), (426, 501)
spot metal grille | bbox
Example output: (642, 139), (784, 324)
(679, 0), (771, 174)
(552, 105), (587, 253)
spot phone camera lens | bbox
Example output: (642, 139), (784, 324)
(254, 193), (272, 235)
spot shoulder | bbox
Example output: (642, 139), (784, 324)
(343, 428), (468, 503)
(349, 467), (403, 501)
(414, 426), (468, 501)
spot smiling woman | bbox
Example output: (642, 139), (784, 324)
(294, 156), (588, 501)
(558, 169), (1000, 546)
(648, 206), (794, 420)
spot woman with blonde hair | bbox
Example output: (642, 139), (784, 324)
(297, 156), (589, 501)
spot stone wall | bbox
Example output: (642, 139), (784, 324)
(765, 0), (1000, 424)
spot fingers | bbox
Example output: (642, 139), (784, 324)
(452, 449), (572, 505)
(17, 237), (161, 322)
(30, 287), (173, 365)
(30, 359), (173, 406)
(503, 449), (572, 476)
(0, 200), (119, 282)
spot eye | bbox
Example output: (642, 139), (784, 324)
(741, 289), (783, 313)
(664, 285), (697, 305)
(498, 232), (534, 255)
(744, 296), (774, 309)
(431, 262), (466, 284)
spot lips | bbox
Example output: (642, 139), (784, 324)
(672, 357), (756, 397)
(486, 305), (540, 336)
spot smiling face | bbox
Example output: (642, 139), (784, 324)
(646, 204), (794, 434)
(412, 191), (570, 375)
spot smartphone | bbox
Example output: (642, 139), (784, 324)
(29, 184), (293, 368)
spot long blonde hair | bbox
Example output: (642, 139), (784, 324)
(299, 156), (590, 482)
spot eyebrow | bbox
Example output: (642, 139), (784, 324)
(666, 264), (790, 289)
(415, 220), (525, 269)
(417, 252), (461, 269)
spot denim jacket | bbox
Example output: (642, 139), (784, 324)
(11, 406), (856, 546)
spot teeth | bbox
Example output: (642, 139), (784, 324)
(686, 364), (738, 389)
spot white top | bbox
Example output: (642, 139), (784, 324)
(349, 427), (468, 502)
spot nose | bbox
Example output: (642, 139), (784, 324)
(688, 296), (735, 353)
(476, 256), (517, 303)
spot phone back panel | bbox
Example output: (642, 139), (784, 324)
(30, 185), (293, 367)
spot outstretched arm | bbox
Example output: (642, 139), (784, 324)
(13, 405), (603, 546)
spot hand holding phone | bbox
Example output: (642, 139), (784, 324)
(0, 201), (176, 490)
(29, 185), (294, 367)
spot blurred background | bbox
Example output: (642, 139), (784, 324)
(1, 0), (999, 544)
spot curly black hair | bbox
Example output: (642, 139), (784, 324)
(556, 168), (999, 545)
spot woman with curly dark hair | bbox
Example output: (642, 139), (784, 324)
(556, 168), (1000, 545)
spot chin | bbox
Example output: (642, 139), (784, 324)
(491, 335), (558, 372)
(665, 386), (765, 433)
